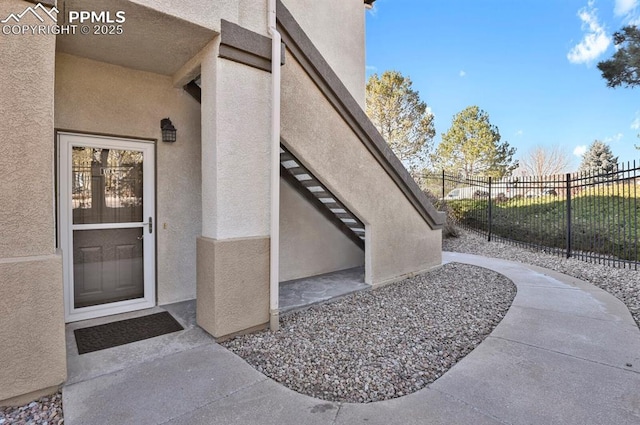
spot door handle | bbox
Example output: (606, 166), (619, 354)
(142, 217), (153, 234)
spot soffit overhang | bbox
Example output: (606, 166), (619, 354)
(56, 0), (216, 76)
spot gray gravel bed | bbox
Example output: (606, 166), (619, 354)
(443, 229), (640, 327)
(0, 392), (63, 425)
(222, 262), (516, 403)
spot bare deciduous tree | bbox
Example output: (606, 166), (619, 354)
(518, 145), (571, 176)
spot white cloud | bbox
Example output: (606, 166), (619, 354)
(425, 106), (434, 117)
(615, 0), (637, 16)
(573, 145), (588, 157)
(515, 130), (524, 136)
(366, 65), (378, 72)
(604, 132), (624, 143)
(459, 70), (466, 77)
(631, 111), (640, 129)
(567, 1), (611, 64)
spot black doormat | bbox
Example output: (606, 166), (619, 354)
(74, 311), (184, 354)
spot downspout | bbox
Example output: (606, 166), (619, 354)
(268, 0), (281, 332)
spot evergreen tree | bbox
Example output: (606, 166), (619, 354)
(433, 106), (517, 178)
(578, 140), (618, 178)
(597, 25), (640, 88)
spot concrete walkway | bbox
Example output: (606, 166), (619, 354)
(63, 253), (640, 425)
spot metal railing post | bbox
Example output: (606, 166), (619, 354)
(488, 176), (492, 242)
(566, 172), (572, 258)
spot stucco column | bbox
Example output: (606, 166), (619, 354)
(196, 38), (272, 338)
(0, 0), (66, 406)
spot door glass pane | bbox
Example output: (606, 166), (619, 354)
(73, 228), (144, 308)
(72, 147), (143, 224)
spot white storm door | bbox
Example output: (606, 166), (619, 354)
(59, 133), (156, 322)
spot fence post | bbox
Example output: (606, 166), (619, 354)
(442, 170), (445, 199)
(566, 173), (572, 258)
(488, 176), (492, 242)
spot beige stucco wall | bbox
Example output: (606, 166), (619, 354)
(0, 256), (66, 403)
(197, 236), (269, 338)
(55, 53), (202, 304)
(0, 1), (57, 259)
(281, 0), (366, 107)
(197, 40), (272, 338)
(279, 178), (364, 281)
(0, 0), (66, 405)
(129, 0), (268, 36)
(281, 54), (442, 285)
(200, 43), (271, 240)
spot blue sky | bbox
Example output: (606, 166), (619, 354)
(365, 0), (640, 171)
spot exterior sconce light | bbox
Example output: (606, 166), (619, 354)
(364, 0), (376, 9)
(161, 118), (177, 143)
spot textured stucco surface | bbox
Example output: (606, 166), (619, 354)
(281, 55), (442, 284)
(196, 236), (270, 338)
(201, 45), (271, 240)
(130, 0), (268, 36)
(58, 0), (216, 76)
(198, 38), (271, 339)
(279, 178), (364, 281)
(0, 255), (66, 404)
(0, 0), (56, 259)
(281, 0), (366, 107)
(0, 0), (66, 405)
(55, 53), (202, 304)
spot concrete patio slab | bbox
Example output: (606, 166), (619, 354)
(509, 283), (624, 321)
(166, 378), (338, 425)
(63, 344), (266, 425)
(492, 305), (640, 368)
(65, 301), (213, 385)
(334, 388), (505, 425)
(279, 266), (369, 314)
(430, 336), (640, 425)
(62, 253), (640, 425)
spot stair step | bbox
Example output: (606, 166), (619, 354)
(281, 160), (298, 169)
(294, 173), (312, 181)
(280, 143), (365, 248)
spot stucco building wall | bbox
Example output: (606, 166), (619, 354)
(279, 178), (364, 282)
(200, 52), (271, 240)
(0, 0), (66, 405)
(55, 53), (202, 305)
(129, 0), (268, 36)
(196, 42), (272, 338)
(281, 55), (442, 285)
(280, 0), (366, 107)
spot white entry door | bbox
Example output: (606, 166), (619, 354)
(59, 133), (156, 322)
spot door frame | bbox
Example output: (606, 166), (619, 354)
(58, 132), (156, 323)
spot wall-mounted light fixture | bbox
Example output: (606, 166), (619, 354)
(364, 0), (376, 9)
(161, 118), (177, 143)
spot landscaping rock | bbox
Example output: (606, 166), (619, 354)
(0, 392), (63, 425)
(222, 262), (516, 403)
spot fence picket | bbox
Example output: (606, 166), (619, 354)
(424, 162), (639, 270)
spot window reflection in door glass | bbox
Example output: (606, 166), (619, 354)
(72, 147), (143, 224)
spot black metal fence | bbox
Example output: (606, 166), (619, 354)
(422, 161), (640, 269)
